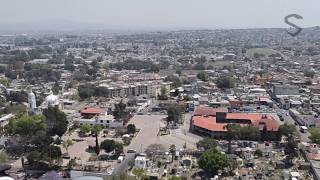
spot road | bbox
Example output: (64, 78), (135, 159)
(274, 105), (310, 142)
(113, 115), (165, 175)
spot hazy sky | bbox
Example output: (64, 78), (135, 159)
(0, 0), (319, 30)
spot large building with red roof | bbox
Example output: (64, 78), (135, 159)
(192, 106), (280, 138)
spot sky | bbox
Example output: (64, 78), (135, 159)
(0, 0), (319, 31)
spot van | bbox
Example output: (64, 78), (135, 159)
(300, 126), (308, 133)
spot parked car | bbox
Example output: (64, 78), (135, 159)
(127, 149), (136, 153)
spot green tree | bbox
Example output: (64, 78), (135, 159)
(113, 100), (128, 120)
(0, 151), (8, 163)
(132, 168), (148, 180)
(127, 124), (136, 134)
(101, 139), (116, 153)
(0, 77), (9, 86)
(92, 125), (103, 155)
(114, 142), (124, 156)
(164, 75), (181, 88)
(254, 149), (263, 157)
(42, 145), (62, 163)
(43, 106), (68, 137)
(224, 124), (241, 154)
(158, 86), (168, 100)
(309, 127), (320, 144)
(198, 148), (229, 175)
(197, 138), (217, 151)
(27, 151), (42, 164)
(216, 76), (235, 89)
(7, 114), (46, 138)
(284, 135), (298, 164)
(78, 83), (96, 99)
(52, 81), (61, 95)
(239, 126), (260, 140)
(279, 123), (296, 137)
(197, 71), (209, 82)
(167, 104), (182, 125)
(80, 124), (91, 135)
(6, 114), (47, 169)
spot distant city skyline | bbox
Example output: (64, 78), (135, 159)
(0, 0), (319, 31)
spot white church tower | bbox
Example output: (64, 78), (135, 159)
(28, 89), (37, 110)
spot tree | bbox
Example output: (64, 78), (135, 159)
(114, 142), (124, 156)
(27, 151), (42, 164)
(158, 86), (168, 100)
(279, 123), (296, 137)
(91, 125), (103, 155)
(43, 106), (68, 137)
(239, 126), (260, 140)
(284, 135), (298, 164)
(52, 82), (61, 95)
(197, 138), (217, 151)
(63, 139), (74, 154)
(80, 124), (91, 135)
(197, 71), (209, 82)
(224, 124), (241, 154)
(113, 100), (128, 120)
(42, 145), (62, 163)
(198, 148), (229, 175)
(132, 168), (147, 180)
(149, 64), (160, 73)
(127, 124), (136, 134)
(78, 83), (95, 99)
(0, 77), (9, 86)
(167, 104), (182, 125)
(7, 114), (46, 138)
(309, 127), (320, 144)
(6, 114), (47, 169)
(216, 76), (235, 89)
(64, 59), (75, 71)
(164, 75), (181, 88)
(100, 139), (116, 153)
(0, 151), (8, 163)
(169, 144), (176, 162)
(254, 149), (263, 157)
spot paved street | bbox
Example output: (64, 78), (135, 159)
(159, 112), (202, 150)
(113, 115), (165, 175)
(274, 106), (310, 142)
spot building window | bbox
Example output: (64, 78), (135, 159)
(100, 120), (103, 123)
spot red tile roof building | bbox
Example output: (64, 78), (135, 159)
(192, 106), (280, 138)
(80, 107), (105, 119)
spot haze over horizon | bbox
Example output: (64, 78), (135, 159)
(0, 0), (319, 32)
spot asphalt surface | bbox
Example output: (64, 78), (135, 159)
(113, 115), (165, 175)
(274, 105), (310, 142)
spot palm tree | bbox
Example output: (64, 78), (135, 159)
(63, 139), (74, 154)
(169, 144), (176, 162)
(91, 125), (103, 155)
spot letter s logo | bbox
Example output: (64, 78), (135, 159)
(284, 14), (303, 37)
